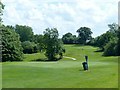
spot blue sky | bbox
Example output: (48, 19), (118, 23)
(2, 0), (119, 37)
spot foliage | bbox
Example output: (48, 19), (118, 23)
(33, 34), (45, 52)
(76, 27), (92, 44)
(92, 23), (118, 53)
(22, 41), (38, 54)
(43, 28), (65, 60)
(116, 26), (120, 56)
(103, 40), (117, 56)
(1, 25), (23, 62)
(15, 25), (34, 42)
(94, 32), (114, 50)
(62, 32), (77, 44)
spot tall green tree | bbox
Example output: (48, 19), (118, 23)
(43, 28), (65, 60)
(103, 39), (117, 56)
(116, 26), (120, 56)
(15, 25), (34, 42)
(33, 34), (45, 52)
(76, 27), (92, 44)
(0, 1), (4, 62)
(94, 33), (112, 50)
(92, 23), (118, 56)
(1, 26), (23, 62)
(62, 33), (77, 44)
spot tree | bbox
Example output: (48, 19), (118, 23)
(103, 39), (117, 56)
(94, 33), (111, 51)
(0, 1), (4, 62)
(76, 27), (92, 44)
(33, 34), (45, 52)
(62, 33), (77, 44)
(22, 41), (38, 54)
(1, 25), (23, 62)
(43, 28), (65, 60)
(93, 23), (118, 51)
(15, 25), (34, 42)
(116, 26), (120, 56)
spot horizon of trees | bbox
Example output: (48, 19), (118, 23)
(2, 23), (119, 58)
(1, 2), (120, 62)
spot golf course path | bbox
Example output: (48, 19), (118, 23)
(63, 56), (76, 60)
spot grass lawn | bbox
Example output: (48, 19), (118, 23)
(2, 45), (118, 88)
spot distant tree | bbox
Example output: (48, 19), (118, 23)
(93, 23), (118, 51)
(1, 25), (23, 62)
(94, 33), (110, 51)
(0, 1), (4, 61)
(22, 41), (38, 54)
(103, 40), (117, 56)
(76, 27), (92, 44)
(116, 26), (120, 56)
(15, 25), (34, 42)
(43, 28), (65, 60)
(108, 23), (118, 34)
(33, 34), (45, 52)
(62, 33), (77, 44)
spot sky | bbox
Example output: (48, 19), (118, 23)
(2, 0), (119, 38)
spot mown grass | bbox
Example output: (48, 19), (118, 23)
(2, 44), (118, 88)
(0, 63), (2, 89)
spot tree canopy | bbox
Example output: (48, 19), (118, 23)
(116, 26), (120, 55)
(62, 33), (77, 44)
(43, 28), (65, 60)
(15, 25), (34, 42)
(22, 41), (38, 54)
(1, 25), (23, 62)
(91, 23), (118, 56)
(77, 27), (93, 44)
(33, 34), (45, 52)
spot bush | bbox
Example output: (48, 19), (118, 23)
(22, 41), (38, 54)
(1, 25), (23, 62)
(103, 41), (117, 56)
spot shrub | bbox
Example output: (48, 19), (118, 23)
(1, 25), (23, 62)
(103, 40), (117, 56)
(22, 41), (38, 54)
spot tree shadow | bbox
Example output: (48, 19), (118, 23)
(31, 57), (62, 62)
(94, 49), (103, 52)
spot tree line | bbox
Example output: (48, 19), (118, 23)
(62, 27), (92, 44)
(89, 23), (119, 56)
(1, 2), (120, 62)
(1, 25), (65, 62)
(62, 23), (120, 56)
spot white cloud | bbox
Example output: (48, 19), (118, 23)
(2, 0), (119, 37)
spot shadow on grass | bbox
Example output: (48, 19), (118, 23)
(94, 49), (104, 52)
(31, 57), (62, 62)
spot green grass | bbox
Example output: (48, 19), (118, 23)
(2, 45), (118, 88)
(0, 63), (2, 90)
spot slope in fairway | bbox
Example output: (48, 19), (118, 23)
(2, 45), (118, 88)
